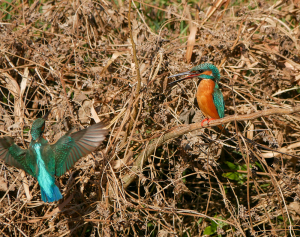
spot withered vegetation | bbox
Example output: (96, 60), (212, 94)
(1, 0), (300, 236)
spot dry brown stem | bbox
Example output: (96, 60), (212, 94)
(1, 0), (300, 235)
(127, 0), (142, 135)
(122, 106), (300, 188)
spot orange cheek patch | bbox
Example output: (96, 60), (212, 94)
(201, 71), (213, 76)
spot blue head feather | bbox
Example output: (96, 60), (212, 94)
(31, 118), (46, 140)
(190, 63), (220, 82)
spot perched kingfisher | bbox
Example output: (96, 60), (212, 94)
(0, 114), (108, 203)
(169, 63), (225, 131)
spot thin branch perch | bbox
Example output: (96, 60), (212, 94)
(122, 106), (300, 188)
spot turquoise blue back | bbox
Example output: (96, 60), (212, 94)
(213, 83), (225, 118)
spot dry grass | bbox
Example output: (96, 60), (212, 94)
(1, 0), (300, 236)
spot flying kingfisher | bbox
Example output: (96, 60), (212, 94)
(0, 114), (108, 203)
(168, 63), (225, 131)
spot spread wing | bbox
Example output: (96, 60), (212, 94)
(52, 122), (108, 177)
(213, 83), (225, 118)
(0, 136), (34, 176)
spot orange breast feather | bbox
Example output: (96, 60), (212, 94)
(196, 79), (220, 119)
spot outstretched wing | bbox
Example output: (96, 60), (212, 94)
(52, 122), (108, 177)
(0, 136), (34, 176)
(213, 83), (225, 118)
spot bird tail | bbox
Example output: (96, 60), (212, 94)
(40, 184), (62, 202)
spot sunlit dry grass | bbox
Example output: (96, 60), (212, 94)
(1, 0), (300, 236)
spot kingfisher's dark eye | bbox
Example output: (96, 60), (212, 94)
(196, 70), (204, 73)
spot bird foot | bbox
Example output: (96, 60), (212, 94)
(201, 118), (216, 127)
(201, 118), (208, 126)
(207, 118), (216, 123)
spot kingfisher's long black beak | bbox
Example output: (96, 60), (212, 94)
(168, 71), (201, 86)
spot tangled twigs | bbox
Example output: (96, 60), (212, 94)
(121, 106), (300, 189)
(127, 0), (142, 136)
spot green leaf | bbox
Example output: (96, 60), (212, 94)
(147, 222), (154, 228)
(260, 183), (270, 188)
(241, 164), (250, 171)
(204, 216), (229, 236)
(255, 162), (264, 171)
(223, 171), (246, 184)
(197, 218), (203, 225)
(215, 216), (228, 228)
(223, 172), (240, 181)
(203, 226), (216, 235)
(224, 161), (238, 170)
